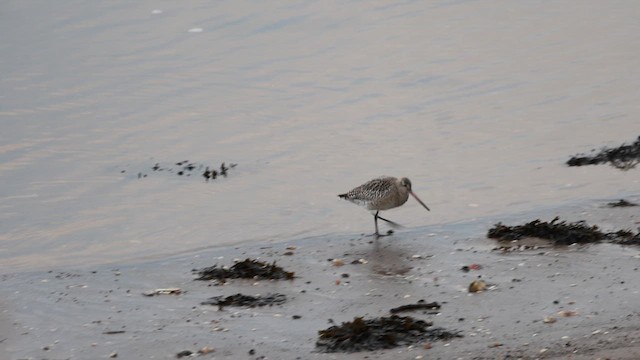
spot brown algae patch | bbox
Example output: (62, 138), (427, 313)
(193, 258), (295, 281)
(487, 217), (640, 246)
(567, 136), (640, 170)
(315, 315), (461, 353)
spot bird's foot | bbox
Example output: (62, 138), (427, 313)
(372, 230), (394, 238)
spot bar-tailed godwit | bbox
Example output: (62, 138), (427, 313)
(338, 176), (430, 237)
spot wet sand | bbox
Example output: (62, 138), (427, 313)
(2, 197), (639, 359)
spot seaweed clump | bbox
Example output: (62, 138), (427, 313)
(607, 199), (638, 207)
(488, 217), (604, 245)
(201, 293), (286, 309)
(315, 315), (461, 353)
(134, 160), (237, 180)
(488, 217), (640, 246)
(608, 230), (640, 246)
(194, 258), (295, 281)
(567, 136), (640, 170)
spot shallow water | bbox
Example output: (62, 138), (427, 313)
(1, 0), (639, 271)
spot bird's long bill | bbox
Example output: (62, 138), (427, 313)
(409, 191), (430, 211)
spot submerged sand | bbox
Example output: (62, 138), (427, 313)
(2, 197), (640, 360)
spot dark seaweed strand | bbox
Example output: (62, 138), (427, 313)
(201, 293), (287, 308)
(605, 230), (640, 245)
(607, 199), (638, 207)
(567, 136), (640, 170)
(389, 302), (441, 314)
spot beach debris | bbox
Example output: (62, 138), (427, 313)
(332, 259), (345, 267)
(543, 311), (578, 325)
(460, 264), (482, 272)
(197, 346), (215, 354)
(201, 293), (286, 309)
(492, 244), (542, 252)
(103, 330), (126, 335)
(468, 280), (487, 293)
(487, 217), (640, 246)
(194, 258), (295, 281)
(389, 300), (441, 314)
(176, 350), (193, 358)
(607, 199), (638, 207)
(315, 315), (461, 353)
(109, 352), (118, 358)
(557, 310), (578, 317)
(130, 160), (236, 181)
(567, 136), (640, 170)
(142, 288), (182, 297)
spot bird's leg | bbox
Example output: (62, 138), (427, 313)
(373, 211), (380, 237)
(376, 215), (402, 228)
(372, 211), (393, 238)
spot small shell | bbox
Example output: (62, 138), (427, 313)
(198, 346), (215, 354)
(142, 288), (181, 296)
(468, 280), (487, 293)
(557, 310), (578, 317)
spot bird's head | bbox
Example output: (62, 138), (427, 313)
(400, 177), (430, 211)
(399, 177), (412, 191)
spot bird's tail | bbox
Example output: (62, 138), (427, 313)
(337, 193), (348, 199)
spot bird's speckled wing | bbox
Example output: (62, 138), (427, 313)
(339, 177), (396, 208)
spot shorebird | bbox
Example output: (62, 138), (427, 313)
(338, 176), (430, 237)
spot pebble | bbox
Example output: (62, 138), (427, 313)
(198, 346), (215, 354)
(332, 259), (345, 267)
